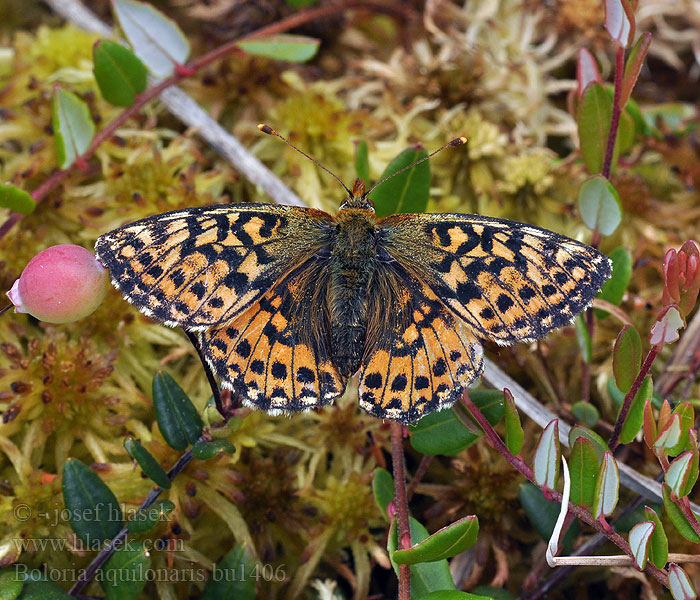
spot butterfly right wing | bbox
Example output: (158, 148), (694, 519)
(95, 203), (334, 330)
(199, 258), (348, 413)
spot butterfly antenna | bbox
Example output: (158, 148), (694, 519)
(258, 124), (354, 197)
(364, 137), (467, 197)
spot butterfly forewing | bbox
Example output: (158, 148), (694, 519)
(379, 213), (612, 345)
(360, 266), (483, 424)
(95, 204), (334, 329)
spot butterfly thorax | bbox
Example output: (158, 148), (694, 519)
(328, 207), (378, 377)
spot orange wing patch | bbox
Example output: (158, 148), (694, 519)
(359, 275), (483, 424)
(380, 213), (611, 346)
(199, 269), (348, 414)
(95, 203), (334, 330)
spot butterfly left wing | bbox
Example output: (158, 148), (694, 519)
(199, 259), (348, 414)
(95, 203), (334, 330)
(378, 213), (611, 345)
(358, 264), (483, 424)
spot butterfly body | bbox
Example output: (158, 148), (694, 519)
(96, 188), (611, 424)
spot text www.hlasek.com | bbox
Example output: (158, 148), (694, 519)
(12, 536), (184, 553)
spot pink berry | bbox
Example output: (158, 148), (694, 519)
(7, 244), (108, 323)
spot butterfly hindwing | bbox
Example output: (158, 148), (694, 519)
(199, 260), (348, 414)
(359, 265), (483, 424)
(379, 213), (612, 345)
(95, 203), (334, 329)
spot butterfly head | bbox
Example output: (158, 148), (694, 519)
(339, 178), (375, 211)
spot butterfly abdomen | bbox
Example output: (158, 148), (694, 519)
(328, 209), (379, 377)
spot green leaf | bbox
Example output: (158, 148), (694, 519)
(669, 402), (695, 457)
(593, 452), (619, 519)
(0, 184), (35, 215)
(533, 420), (560, 490)
(201, 545), (257, 600)
(93, 40), (148, 107)
(370, 146), (430, 218)
(618, 375), (653, 445)
(571, 401), (600, 428)
(471, 588), (514, 600)
(578, 175), (622, 236)
(113, 0), (190, 78)
(409, 390), (504, 456)
(519, 483), (579, 553)
(52, 87), (95, 169)
(152, 372), (203, 451)
(629, 521), (654, 570)
(662, 483), (700, 543)
(655, 413), (683, 452)
(0, 567), (23, 600)
(503, 389), (524, 455)
(569, 437), (599, 509)
(621, 34), (651, 108)
(192, 439), (236, 460)
(237, 34), (320, 63)
(577, 83), (611, 174)
(124, 438), (171, 489)
(372, 467), (395, 520)
(612, 325), (641, 392)
(355, 140), (370, 182)
(574, 314), (592, 363)
(668, 564), (697, 600)
(62, 458), (123, 545)
(596, 247), (632, 318)
(127, 500), (175, 534)
(100, 541), (150, 600)
(18, 581), (71, 599)
(666, 453), (695, 499)
(644, 506), (669, 568)
(285, 0), (319, 7)
(418, 591), (495, 600)
(388, 517), (456, 597)
(393, 516), (478, 565)
(568, 425), (610, 462)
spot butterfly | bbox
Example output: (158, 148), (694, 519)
(95, 134), (611, 425)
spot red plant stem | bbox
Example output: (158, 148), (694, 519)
(390, 422), (411, 600)
(460, 391), (669, 588)
(608, 344), (661, 452)
(601, 45), (625, 180)
(406, 454), (433, 501)
(0, 0), (408, 242)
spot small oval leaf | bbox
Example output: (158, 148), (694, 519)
(503, 388), (524, 455)
(370, 146), (430, 218)
(662, 483), (700, 543)
(113, 0), (190, 78)
(201, 545), (256, 600)
(574, 314), (592, 364)
(0, 567), (23, 600)
(124, 438), (171, 489)
(100, 541), (151, 600)
(593, 451), (619, 518)
(649, 305), (684, 346)
(666, 452), (694, 499)
(612, 324), (642, 392)
(668, 563), (698, 600)
(52, 86), (95, 169)
(372, 467), (395, 520)
(569, 425), (610, 462)
(644, 506), (669, 568)
(578, 175), (622, 236)
(93, 40), (148, 107)
(62, 458), (123, 544)
(569, 437), (599, 509)
(619, 375), (652, 445)
(0, 184), (35, 215)
(577, 84), (612, 174)
(533, 420), (560, 490)
(393, 515), (479, 565)
(237, 34), (320, 63)
(152, 372), (203, 451)
(192, 439), (235, 460)
(654, 413), (682, 452)
(519, 482), (580, 552)
(127, 500), (175, 534)
(629, 521), (654, 570)
(571, 401), (600, 428)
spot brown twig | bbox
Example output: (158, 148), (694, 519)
(390, 422), (411, 600)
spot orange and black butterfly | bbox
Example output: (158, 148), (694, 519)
(95, 132), (611, 424)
